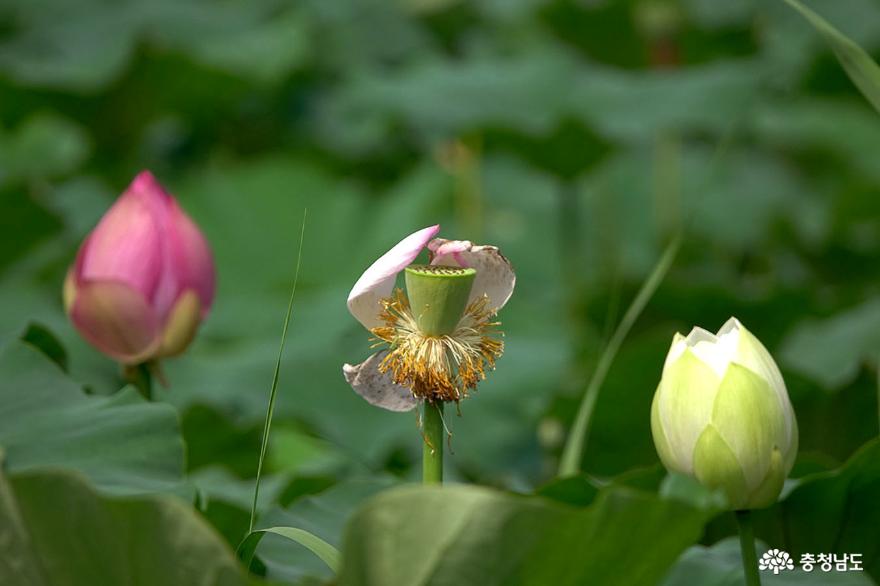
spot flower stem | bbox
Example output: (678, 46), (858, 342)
(423, 401), (444, 484)
(124, 363), (153, 401)
(735, 509), (762, 586)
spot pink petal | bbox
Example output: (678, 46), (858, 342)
(128, 171), (173, 204)
(70, 280), (161, 364)
(166, 198), (216, 318)
(77, 182), (163, 298)
(123, 171), (214, 324)
(347, 224), (440, 329)
(428, 239), (515, 312)
(343, 352), (419, 412)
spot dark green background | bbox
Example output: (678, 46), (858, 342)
(1, 0), (879, 584)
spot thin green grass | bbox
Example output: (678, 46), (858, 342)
(247, 210), (307, 534)
(238, 526), (340, 574)
(557, 115), (744, 477)
(558, 233), (682, 476)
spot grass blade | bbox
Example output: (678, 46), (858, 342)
(555, 92), (748, 478)
(237, 526), (341, 574)
(247, 210), (307, 534)
(558, 233), (682, 477)
(782, 0), (880, 114)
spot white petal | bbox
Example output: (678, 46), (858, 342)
(723, 318), (782, 391)
(679, 324), (738, 379)
(662, 332), (687, 376)
(657, 348), (722, 473)
(427, 239), (515, 312)
(343, 351), (419, 412)
(347, 225), (440, 329)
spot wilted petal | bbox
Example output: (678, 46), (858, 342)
(427, 238), (472, 260)
(347, 225), (440, 330)
(77, 183), (163, 298)
(70, 280), (161, 364)
(343, 351), (419, 412)
(428, 239), (515, 312)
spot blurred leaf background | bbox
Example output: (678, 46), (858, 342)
(2, 0), (880, 584)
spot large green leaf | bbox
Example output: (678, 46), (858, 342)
(780, 299), (880, 390)
(338, 484), (710, 586)
(0, 114), (90, 187)
(754, 99), (880, 183)
(0, 0), (309, 90)
(0, 466), (246, 586)
(318, 50), (759, 152)
(782, 0), (880, 114)
(0, 339), (185, 495)
(753, 438), (880, 581)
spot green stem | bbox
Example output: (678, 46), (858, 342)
(124, 363), (153, 401)
(735, 510), (762, 586)
(558, 233), (682, 476)
(423, 401), (444, 484)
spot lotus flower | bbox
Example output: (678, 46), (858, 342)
(651, 318), (798, 509)
(64, 171), (215, 365)
(344, 225), (515, 411)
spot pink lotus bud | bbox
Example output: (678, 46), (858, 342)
(64, 171), (216, 364)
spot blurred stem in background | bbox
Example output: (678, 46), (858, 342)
(560, 87), (683, 476)
(654, 132), (681, 237)
(558, 0), (687, 477)
(423, 401), (444, 484)
(559, 180), (588, 321)
(735, 510), (762, 586)
(123, 362), (153, 401)
(447, 135), (483, 241)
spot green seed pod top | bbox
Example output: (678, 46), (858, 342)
(404, 265), (476, 336)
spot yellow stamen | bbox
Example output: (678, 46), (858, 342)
(370, 289), (504, 403)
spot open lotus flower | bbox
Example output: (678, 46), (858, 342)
(343, 225), (515, 411)
(651, 318), (798, 509)
(64, 171), (215, 365)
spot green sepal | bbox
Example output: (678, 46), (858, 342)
(693, 424), (748, 510)
(746, 447), (786, 509)
(711, 363), (785, 491)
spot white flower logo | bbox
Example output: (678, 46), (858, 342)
(759, 549), (795, 574)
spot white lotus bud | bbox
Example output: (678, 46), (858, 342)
(651, 318), (798, 509)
